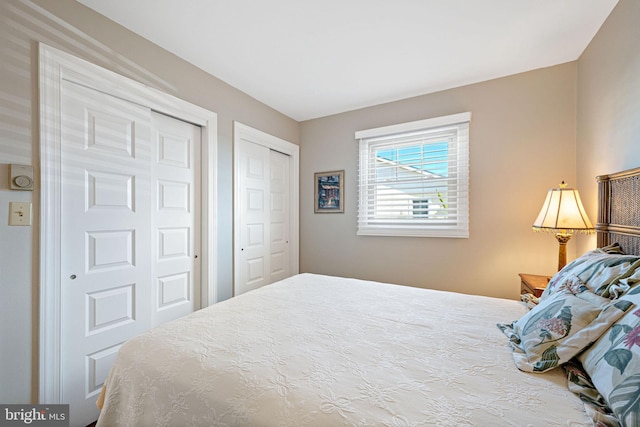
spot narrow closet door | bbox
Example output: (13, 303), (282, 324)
(60, 80), (153, 425)
(236, 139), (271, 295)
(151, 111), (201, 327)
(269, 149), (290, 283)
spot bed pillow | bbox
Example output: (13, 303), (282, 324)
(564, 360), (620, 427)
(579, 285), (640, 427)
(598, 243), (627, 255)
(498, 281), (633, 373)
(540, 250), (640, 300)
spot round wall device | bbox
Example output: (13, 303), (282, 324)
(13, 175), (33, 188)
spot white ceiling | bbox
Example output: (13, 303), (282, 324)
(77, 0), (618, 121)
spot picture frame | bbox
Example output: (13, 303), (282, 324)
(314, 170), (344, 213)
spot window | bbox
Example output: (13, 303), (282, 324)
(355, 112), (470, 238)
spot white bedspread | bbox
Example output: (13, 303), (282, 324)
(97, 273), (591, 426)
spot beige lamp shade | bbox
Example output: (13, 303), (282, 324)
(532, 182), (594, 270)
(533, 182), (593, 232)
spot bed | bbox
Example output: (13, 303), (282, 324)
(96, 166), (640, 427)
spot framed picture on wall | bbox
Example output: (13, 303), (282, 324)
(314, 170), (344, 213)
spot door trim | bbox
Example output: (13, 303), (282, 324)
(38, 43), (218, 404)
(233, 122), (299, 295)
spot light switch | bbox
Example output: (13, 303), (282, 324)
(9, 202), (32, 226)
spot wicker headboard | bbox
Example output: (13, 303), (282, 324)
(597, 166), (640, 256)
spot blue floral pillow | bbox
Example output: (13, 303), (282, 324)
(541, 252), (640, 300)
(579, 285), (640, 427)
(565, 360), (620, 427)
(499, 280), (633, 373)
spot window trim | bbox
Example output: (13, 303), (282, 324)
(354, 112), (471, 140)
(355, 112), (471, 238)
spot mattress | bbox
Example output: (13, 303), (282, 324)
(96, 273), (591, 426)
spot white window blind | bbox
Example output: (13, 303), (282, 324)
(355, 112), (470, 238)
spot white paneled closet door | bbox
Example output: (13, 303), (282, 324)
(59, 80), (200, 426)
(236, 139), (271, 295)
(151, 111), (201, 327)
(236, 141), (291, 295)
(269, 149), (290, 284)
(233, 122), (299, 297)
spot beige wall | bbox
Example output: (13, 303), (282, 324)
(575, 0), (640, 255)
(0, 0), (298, 404)
(300, 63), (578, 299)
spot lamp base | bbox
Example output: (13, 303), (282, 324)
(555, 233), (572, 271)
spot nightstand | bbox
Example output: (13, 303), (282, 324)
(519, 273), (552, 297)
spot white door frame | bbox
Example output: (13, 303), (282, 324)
(38, 43), (218, 404)
(233, 122), (299, 295)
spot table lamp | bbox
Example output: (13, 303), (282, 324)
(532, 181), (594, 271)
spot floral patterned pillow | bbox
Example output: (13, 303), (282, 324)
(579, 285), (640, 427)
(498, 281), (634, 373)
(564, 360), (620, 427)
(541, 252), (640, 300)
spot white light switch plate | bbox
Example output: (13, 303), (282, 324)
(9, 202), (32, 226)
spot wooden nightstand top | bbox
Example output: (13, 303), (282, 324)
(519, 273), (552, 297)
